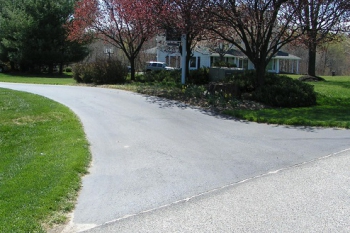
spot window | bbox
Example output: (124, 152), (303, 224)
(190, 57), (197, 68)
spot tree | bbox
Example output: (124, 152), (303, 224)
(160, 0), (212, 80)
(321, 35), (350, 75)
(67, 0), (160, 80)
(0, 0), (33, 69)
(202, 39), (235, 64)
(0, 0), (89, 74)
(294, 0), (350, 77)
(208, 0), (304, 86)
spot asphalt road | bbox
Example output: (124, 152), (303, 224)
(0, 83), (349, 232)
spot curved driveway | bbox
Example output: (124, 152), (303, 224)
(1, 83), (349, 232)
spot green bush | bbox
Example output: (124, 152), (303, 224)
(65, 66), (72, 72)
(229, 70), (258, 92)
(141, 70), (180, 83)
(72, 59), (127, 84)
(188, 68), (210, 85)
(72, 63), (94, 83)
(213, 61), (237, 68)
(253, 74), (317, 108)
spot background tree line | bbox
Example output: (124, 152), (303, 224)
(1, 0), (349, 80)
(0, 0), (89, 74)
(285, 35), (350, 76)
(67, 0), (350, 85)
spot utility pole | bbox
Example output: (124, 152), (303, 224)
(181, 34), (187, 85)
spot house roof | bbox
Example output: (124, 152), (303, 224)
(273, 51), (301, 60)
(210, 48), (246, 58)
(147, 45), (301, 60)
(211, 49), (301, 60)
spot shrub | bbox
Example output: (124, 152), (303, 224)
(72, 59), (127, 84)
(72, 63), (94, 83)
(230, 70), (258, 92)
(188, 68), (210, 85)
(65, 66), (72, 72)
(182, 84), (206, 99)
(253, 74), (317, 108)
(141, 70), (180, 83)
(213, 61), (237, 68)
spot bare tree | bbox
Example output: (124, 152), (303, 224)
(160, 0), (212, 80)
(201, 38), (235, 64)
(208, 0), (304, 86)
(67, 0), (161, 80)
(295, 0), (350, 77)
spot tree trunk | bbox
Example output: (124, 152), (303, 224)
(256, 66), (266, 87)
(254, 60), (267, 88)
(59, 62), (63, 75)
(308, 37), (317, 77)
(10, 61), (15, 71)
(185, 36), (192, 82)
(130, 57), (136, 81)
(48, 64), (53, 74)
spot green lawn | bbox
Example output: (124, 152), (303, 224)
(223, 76), (350, 128)
(0, 73), (75, 85)
(0, 88), (90, 232)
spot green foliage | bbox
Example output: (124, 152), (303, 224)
(182, 84), (206, 99)
(188, 68), (210, 85)
(72, 59), (127, 84)
(253, 74), (317, 107)
(229, 71), (317, 108)
(213, 60), (237, 68)
(137, 68), (208, 87)
(0, 88), (90, 231)
(140, 70), (181, 83)
(229, 70), (258, 92)
(0, 0), (89, 73)
(65, 66), (72, 72)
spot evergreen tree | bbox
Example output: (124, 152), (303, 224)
(0, 0), (89, 74)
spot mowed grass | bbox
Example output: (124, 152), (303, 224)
(0, 73), (75, 85)
(0, 88), (90, 232)
(224, 76), (350, 128)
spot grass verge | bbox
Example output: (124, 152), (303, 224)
(0, 88), (90, 232)
(0, 73), (75, 85)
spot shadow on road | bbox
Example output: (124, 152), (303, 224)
(143, 95), (251, 123)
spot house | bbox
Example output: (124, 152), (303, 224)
(145, 38), (301, 74)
